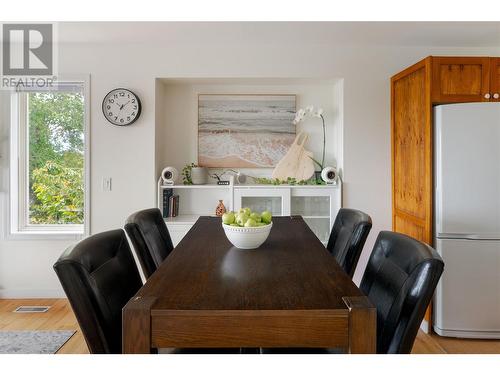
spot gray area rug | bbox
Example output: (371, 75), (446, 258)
(0, 330), (76, 354)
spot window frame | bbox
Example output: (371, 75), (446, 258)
(8, 76), (90, 239)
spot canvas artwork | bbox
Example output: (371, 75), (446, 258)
(198, 94), (296, 168)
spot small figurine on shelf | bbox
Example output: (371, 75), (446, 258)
(210, 169), (246, 185)
(210, 172), (230, 185)
(215, 200), (226, 217)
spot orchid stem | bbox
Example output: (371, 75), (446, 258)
(320, 114), (325, 170)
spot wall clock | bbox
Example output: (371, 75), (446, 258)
(102, 88), (142, 126)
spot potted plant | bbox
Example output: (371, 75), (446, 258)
(293, 105), (325, 183)
(182, 163), (208, 185)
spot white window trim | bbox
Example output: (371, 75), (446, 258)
(7, 75), (91, 240)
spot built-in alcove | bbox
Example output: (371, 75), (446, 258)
(154, 78), (344, 246)
(154, 77), (344, 180)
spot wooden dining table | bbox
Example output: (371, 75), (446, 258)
(122, 216), (376, 353)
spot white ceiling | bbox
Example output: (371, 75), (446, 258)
(56, 22), (500, 47)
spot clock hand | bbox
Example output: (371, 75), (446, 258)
(122, 100), (131, 109)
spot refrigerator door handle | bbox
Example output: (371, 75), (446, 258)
(437, 233), (500, 240)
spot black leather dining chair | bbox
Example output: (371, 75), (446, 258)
(360, 231), (444, 354)
(326, 208), (372, 278)
(54, 229), (238, 355)
(262, 230), (444, 354)
(124, 208), (174, 278)
(53, 229), (143, 354)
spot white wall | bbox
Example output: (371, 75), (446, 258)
(1, 29), (500, 296)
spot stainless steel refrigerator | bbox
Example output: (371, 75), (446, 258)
(434, 102), (500, 338)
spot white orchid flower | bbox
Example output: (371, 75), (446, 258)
(293, 109), (305, 124)
(292, 104), (326, 171)
(314, 108), (324, 118)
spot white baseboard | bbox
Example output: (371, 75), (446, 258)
(433, 326), (500, 339)
(0, 288), (66, 299)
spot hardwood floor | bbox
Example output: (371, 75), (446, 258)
(0, 299), (88, 354)
(1, 298), (500, 354)
(414, 330), (500, 354)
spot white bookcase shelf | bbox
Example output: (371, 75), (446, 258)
(167, 184), (232, 189)
(158, 181), (342, 246)
(163, 214), (202, 225)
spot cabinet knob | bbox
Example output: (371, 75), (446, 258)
(494, 93), (500, 99)
(484, 93), (491, 99)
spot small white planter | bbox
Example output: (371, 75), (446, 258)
(190, 167), (208, 185)
(222, 222), (272, 249)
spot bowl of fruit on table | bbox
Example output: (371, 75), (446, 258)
(221, 208), (273, 249)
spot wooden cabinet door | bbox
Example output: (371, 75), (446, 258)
(432, 57), (490, 103)
(391, 58), (433, 245)
(490, 58), (500, 102)
(392, 59), (434, 329)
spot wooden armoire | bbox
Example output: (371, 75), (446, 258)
(391, 56), (500, 329)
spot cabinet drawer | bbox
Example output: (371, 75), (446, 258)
(432, 57), (490, 103)
(490, 58), (500, 102)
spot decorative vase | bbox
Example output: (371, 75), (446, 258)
(215, 200), (226, 217)
(191, 167), (208, 185)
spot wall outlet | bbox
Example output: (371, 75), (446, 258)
(102, 177), (112, 191)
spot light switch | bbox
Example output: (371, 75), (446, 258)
(102, 177), (112, 191)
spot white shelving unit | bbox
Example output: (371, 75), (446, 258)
(158, 181), (342, 246)
(234, 185), (341, 246)
(164, 185), (231, 189)
(163, 214), (201, 225)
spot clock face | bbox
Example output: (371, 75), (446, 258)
(102, 88), (141, 126)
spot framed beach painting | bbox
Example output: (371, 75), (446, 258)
(198, 94), (296, 168)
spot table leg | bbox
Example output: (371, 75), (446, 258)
(342, 296), (376, 354)
(122, 296), (156, 354)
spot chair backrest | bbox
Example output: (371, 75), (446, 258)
(53, 229), (142, 354)
(326, 208), (372, 277)
(360, 231), (444, 354)
(124, 208), (174, 278)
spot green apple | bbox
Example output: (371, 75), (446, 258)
(250, 212), (261, 222)
(244, 218), (257, 227)
(240, 207), (251, 216)
(230, 223), (239, 227)
(261, 210), (272, 224)
(236, 213), (249, 226)
(222, 211), (235, 225)
(256, 222), (266, 227)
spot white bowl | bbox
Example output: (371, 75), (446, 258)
(222, 222), (272, 249)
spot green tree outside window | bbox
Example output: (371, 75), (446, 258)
(27, 92), (84, 224)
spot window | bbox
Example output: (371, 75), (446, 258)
(10, 81), (89, 236)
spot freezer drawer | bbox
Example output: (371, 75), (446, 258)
(434, 238), (500, 338)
